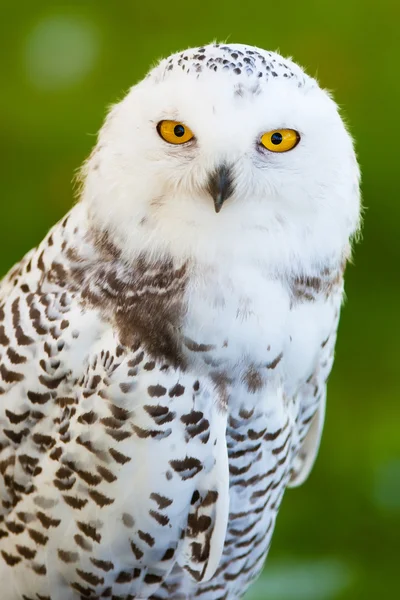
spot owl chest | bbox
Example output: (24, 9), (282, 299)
(181, 268), (332, 390)
(182, 269), (290, 371)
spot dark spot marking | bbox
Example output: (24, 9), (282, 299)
(130, 541), (144, 560)
(16, 545), (36, 560)
(76, 568), (104, 587)
(58, 549), (78, 563)
(74, 534), (92, 551)
(266, 352), (283, 369)
(147, 385), (167, 398)
(109, 448), (131, 465)
(144, 573), (163, 585)
(32, 563), (47, 576)
(28, 528), (48, 546)
(169, 456), (202, 480)
(162, 547), (175, 561)
(90, 557), (114, 571)
(88, 489), (114, 507)
(77, 521), (101, 543)
(169, 383), (185, 397)
(138, 530), (155, 547)
(184, 339), (215, 352)
(96, 465), (117, 483)
(115, 570), (133, 583)
(122, 513), (134, 528)
(243, 367), (264, 393)
(150, 493), (172, 509)
(6, 409), (30, 424)
(1, 550), (21, 566)
(149, 510), (170, 526)
(7, 347), (27, 365)
(0, 364), (24, 383)
(36, 512), (61, 529)
(63, 495), (88, 510)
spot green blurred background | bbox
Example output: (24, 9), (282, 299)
(0, 1), (398, 598)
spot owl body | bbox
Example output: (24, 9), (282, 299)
(0, 43), (360, 599)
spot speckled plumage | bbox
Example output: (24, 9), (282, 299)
(0, 43), (360, 599)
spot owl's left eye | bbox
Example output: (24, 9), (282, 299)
(157, 120), (195, 145)
(260, 129), (300, 153)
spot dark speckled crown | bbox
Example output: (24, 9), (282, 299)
(153, 42), (309, 88)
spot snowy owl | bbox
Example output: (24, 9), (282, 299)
(0, 43), (360, 600)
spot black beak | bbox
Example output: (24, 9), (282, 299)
(206, 163), (235, 213)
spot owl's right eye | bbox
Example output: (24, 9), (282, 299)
(157, 120), (195, 145)
(260, 129), (300, 152)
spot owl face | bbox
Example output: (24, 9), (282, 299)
(83, 44), (360, 267)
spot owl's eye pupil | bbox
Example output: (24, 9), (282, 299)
(174, 125), (185, 137)
(271, 132), (283, 145)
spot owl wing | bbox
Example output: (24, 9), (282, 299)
(289, 388), (326, 487)
(0, 273), (229, 599)
(84, 336), (230, 587)
(289, 326), (338, 488)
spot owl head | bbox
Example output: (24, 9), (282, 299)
(81, 43), (360, 270)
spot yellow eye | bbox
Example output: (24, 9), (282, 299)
(260, 129), (300, 153)
(157, 120), (194, 144)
